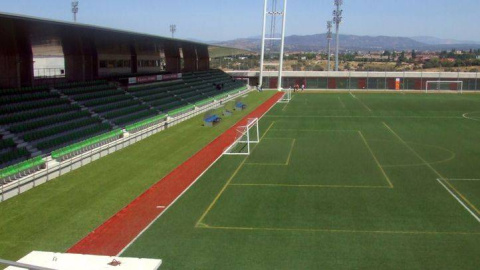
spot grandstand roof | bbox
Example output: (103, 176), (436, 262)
(0, 12), (249, 57)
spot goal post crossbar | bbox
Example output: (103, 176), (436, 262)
(277, 88), (292, 103)
(223, 118), (260, 155)
(425, 81), (463, 93)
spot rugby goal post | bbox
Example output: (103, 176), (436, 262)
(425, 81), (463, 93)
(223, 118), (260, 155)
(277, 88), (292, 103)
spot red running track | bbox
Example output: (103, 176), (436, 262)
(67, 92), (283, 256)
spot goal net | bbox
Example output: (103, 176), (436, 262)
(425, 81), (463, 93)
(277, 88), (292, 103)
(223, 118), (259, 155)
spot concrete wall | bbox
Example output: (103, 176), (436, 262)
(0, 19), (33, 88)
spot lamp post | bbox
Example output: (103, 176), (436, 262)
(326, 21), (333, 71)
(170, 24), (177, 38)
(333, 0), (343, 71)
(72, 1), (79, 22)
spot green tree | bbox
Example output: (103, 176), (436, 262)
(382, 50), (391, 61)
(396, 51), (406, 66)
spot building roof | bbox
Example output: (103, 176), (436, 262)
(0, 12), (250, 57)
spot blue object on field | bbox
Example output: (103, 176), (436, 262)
(204, 114), (221, 127)
(235, 102), (247, 110)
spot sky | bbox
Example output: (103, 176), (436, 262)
(1, 0), (479, 42)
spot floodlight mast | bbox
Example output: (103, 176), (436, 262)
(326, 21), (333, 71)
(170, 24), (177, 38)
(259, 0), (287, 91)
(277, 0), (287, 91)
(71, 1), (79, 23)
(259, 0), (268, 89)
(333, 0), (343, 71)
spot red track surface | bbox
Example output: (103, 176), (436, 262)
(67, 92), (283, 256)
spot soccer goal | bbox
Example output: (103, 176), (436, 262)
(277, 88), (292, 103)
(425, 81), (463, 93)
(223, 118), (260, 155)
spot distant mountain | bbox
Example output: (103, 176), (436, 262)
(411, 36), (480, 45)
(215, 33), (480, 52)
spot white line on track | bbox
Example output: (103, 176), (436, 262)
(436, 178), (480, 223)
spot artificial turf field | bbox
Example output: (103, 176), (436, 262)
(120, 92), (480, 269)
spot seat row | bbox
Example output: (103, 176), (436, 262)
(0, 92), (59, 105)
(0, 85), (49, 96)
(55, 80), (108, 90)
(35, 123), (112, 151)
(0, 147), (30, 169)
(0, 104), (81, 126)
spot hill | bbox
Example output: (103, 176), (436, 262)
(215, 33), (480, 52)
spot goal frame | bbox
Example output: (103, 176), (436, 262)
(277, 88), (292, 103)
(425, 81), (463, 94)
(223, 118), (260, 156)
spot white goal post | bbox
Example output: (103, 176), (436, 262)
(277, 88), (292, 103)
(223, 118), (260, 155)
(425, 81), (463, 93)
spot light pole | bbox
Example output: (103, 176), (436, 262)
(170, 24), (177, 38)
(71, 1), (79, 23)
(333, 0), (343, 71)
(326, 21), (333, 71)
(259, 0), (287, 91)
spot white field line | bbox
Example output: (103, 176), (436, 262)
(118, 94), (281, 256)
(436, 179), (480, 223)
(338, 97), (346, 108)
(445, 179), (480, 181)
(349, 91), (372, 112)
(351, 95), (372, 112)
(462, 112), (480, 122)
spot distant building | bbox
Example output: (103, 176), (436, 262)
(416, 55), (431, 62)
(443, 58), (456, 63)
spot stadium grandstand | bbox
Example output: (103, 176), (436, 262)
(1, 1), (480, 269)
(0, 13), (248, 187)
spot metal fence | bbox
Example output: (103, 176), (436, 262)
(229, 71), (480, 91)
(34, 68), (65, 78)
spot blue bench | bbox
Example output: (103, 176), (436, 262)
(204, 114), (221, 127)
(235, 102), (247, 111)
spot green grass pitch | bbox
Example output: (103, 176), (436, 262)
(1, 91), (480, 269)
(121, 92), (480, 269)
